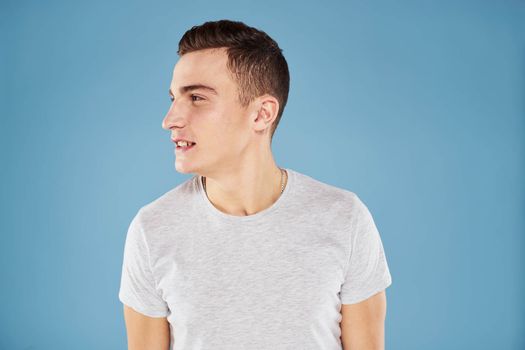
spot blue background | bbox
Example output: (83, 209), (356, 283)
(1, 0), (524, 349)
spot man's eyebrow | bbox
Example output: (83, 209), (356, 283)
(169, 84), (218, 97)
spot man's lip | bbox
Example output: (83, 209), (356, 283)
(172, 138), (196, 144)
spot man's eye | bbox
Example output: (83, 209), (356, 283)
(169, 95), (203, 103)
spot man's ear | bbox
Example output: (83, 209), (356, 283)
(252, 94), (279, 133)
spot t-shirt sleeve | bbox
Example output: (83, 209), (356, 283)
(118, 209), (169, 317)
(339, 194), (393, 305)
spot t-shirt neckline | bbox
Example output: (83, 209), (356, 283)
(195, 168), (295, 222)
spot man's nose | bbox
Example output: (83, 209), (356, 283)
(162, 100), (188, 130)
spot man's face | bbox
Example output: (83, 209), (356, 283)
(162, 48), (255, 176)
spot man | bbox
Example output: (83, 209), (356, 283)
(118, 19), (392, 350)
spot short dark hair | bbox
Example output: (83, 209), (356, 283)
(177, 19), (290, 141)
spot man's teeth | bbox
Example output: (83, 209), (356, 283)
(177, 141), (195, 147)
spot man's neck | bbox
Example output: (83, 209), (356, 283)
(201, 160), (287, 217)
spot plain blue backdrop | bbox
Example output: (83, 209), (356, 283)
(1, 0), (524, 349)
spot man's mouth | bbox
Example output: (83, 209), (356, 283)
(175, 141), (196, 151)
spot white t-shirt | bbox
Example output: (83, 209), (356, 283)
(118, 168), (392, 349)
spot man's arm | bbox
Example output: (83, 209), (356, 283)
(340, 290), (387, 350)
(123, 304), (171, 350)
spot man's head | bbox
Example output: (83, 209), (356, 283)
(162, 20), (290, 175)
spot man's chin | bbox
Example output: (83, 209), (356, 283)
(174, 162), (194, 175)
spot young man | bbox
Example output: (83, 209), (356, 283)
(118, 19), (392, 350)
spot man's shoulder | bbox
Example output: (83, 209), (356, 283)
(288, 169), (369, 230)
(291, 168), (359, 205)
(138, 175), (198, 220)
